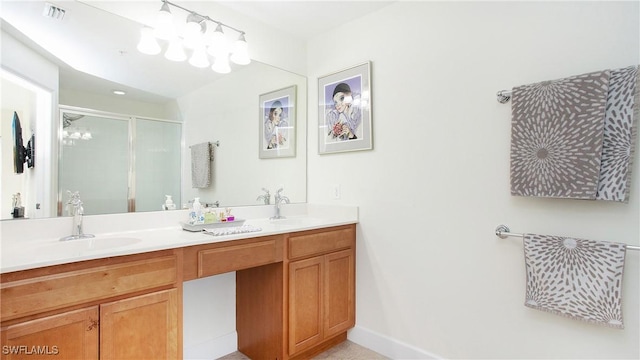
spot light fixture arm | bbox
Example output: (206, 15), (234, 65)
(139, 0), (250, 72)
(161, 0), (246, 37)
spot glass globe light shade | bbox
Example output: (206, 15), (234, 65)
(230, 33), (250, 65)
(165, 37), (187, 62)
(137, 27), (161, 55)
(211, 56), (231, 74)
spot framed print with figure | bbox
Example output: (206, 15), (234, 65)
(318, 61), (372, 154)
(259, 85), (296, 159)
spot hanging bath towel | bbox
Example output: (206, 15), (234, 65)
(510, 70), (610, 199)
(523, 233), (627, 329)
(596, 65), (639, 202)
(191, 142), (211, 188)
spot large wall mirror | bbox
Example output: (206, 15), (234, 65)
(1, 1), (307, 220)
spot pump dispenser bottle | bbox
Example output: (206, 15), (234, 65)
(192, 197), (204, 224)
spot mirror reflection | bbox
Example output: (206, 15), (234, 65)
(58, 108), (182, 216)
(1, 1), (307, 220)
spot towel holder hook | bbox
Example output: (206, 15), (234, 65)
(495, 224), (510, 238)
(496, 90), (511, 104)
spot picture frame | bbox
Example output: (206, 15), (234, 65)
(259, 85), (297, 159)
(318, 61), (372, 154)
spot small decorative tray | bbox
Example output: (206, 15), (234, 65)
(181, 219), (246, 232)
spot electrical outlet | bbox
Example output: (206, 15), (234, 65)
(332, 184), (341, 199)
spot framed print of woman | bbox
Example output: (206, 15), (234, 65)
(259, 85), (297, 159)
(318, 61), (372, 154)
(325, 81), (362, 141)
(264, 99), (289, 149)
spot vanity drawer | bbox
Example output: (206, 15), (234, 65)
(198, 239), (282, 277)
(1, 255), (177, 322)
(288, 225), (355, 260)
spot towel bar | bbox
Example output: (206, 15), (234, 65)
(495, 224), (640, 251)
(496, 90), (512, 103)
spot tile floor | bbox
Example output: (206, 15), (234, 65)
(216, 340), (388, 360)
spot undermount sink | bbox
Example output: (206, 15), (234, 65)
(40, 236), (142, 255)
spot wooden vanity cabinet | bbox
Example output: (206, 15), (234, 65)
(0, 250), (181, 360)
(233, 225), (356, 360)
(100, 289), (178, 359)
(0, 224), (356, 360)
(286, 225), (356, 359)
(1, 307), (99, 359)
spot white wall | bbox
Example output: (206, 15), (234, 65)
(307, 2), (639, 359)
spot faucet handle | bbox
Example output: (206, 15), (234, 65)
(65, 191), (84, 216)
(258, 188), (271, 205)
(66, 190), (81, 203)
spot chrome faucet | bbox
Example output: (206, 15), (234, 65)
(257, 187), (271, 205)
(60, 191), (95, 241)
(271, 187), (290, 219)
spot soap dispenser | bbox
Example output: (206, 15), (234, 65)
(192, 197), (204, 224)
(164, 195), (176, 210)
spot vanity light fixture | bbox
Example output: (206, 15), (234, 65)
(154, 1), (175, 40)
(137, 27), (161, 55)
(137, 0), (251, 74)
(80, 131), (93, 140)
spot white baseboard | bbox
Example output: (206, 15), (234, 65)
(183, 326), (439, 360)
(348, 325), (441, 359)
(184, 331), (237, 360)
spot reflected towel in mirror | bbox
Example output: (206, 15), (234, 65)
(191, 142), (212, 188)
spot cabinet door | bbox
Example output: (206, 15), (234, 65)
(100, 289), (178, 360)
(288, 256), (323, 355)
(0, 307), (98, 360)
(324, 249), (355, 339)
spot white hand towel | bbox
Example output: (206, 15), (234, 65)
(191, 142), (211, 188)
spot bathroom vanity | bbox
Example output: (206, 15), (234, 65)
(0, 205), (357, 360)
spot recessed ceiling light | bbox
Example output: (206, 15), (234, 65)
(113, 90), (126, 95)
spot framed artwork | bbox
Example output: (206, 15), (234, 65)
(318, 61), (372, 154)
(259, 85), (297, 159)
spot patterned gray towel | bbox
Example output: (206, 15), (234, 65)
(191, 142), (211, 188)
(510, 70), (611, 199)
(523, 233), (627, 329)
(596, 65), (639, 202)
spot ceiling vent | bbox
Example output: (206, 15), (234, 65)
(42, 3), (66, 20)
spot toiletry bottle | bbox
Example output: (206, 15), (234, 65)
(193, 197), (204, 224)
(165, 195), (176, 210)
(188, 200), (197, 225)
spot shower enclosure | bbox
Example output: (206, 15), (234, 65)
(58, 107), (181, 216)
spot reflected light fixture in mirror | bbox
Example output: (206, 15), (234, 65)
(137, 0), (251, 74)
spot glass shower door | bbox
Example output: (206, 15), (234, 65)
(59, 113), (129, 215)
(134, 119), (181, 212)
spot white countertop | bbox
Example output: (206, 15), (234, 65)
(0, 204), (358, 273)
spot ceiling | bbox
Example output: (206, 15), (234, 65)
(214, 1), (394, 40)
(1, 1), (393, 104)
